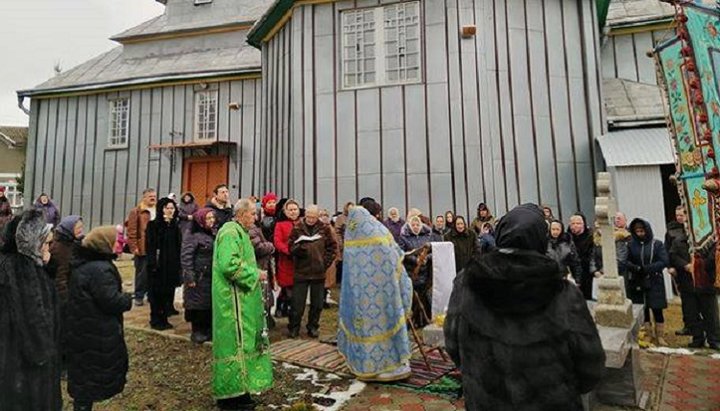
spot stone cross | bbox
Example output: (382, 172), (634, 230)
(594, 172), (635, 328)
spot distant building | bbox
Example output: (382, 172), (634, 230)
(0, 126), (27, 210)
(596, 0), (686, 238)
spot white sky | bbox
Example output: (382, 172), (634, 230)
(0, 0), (164, 126)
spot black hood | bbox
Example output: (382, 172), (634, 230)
(629, 218), (654, 242)
(275, 198), (289, 222)
(181, 191), (195, 204)
(466, 249), (563, 314)
(494, 203), (549, 254)
(156, 197), (179, 222)
(465, 204), (563, 314)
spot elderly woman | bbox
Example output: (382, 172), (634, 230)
(34, 193), (61, 227)
(0, 210), (62, 411)
(212, 199), (272, 410)
(248, 211), (276, 330)
(181, 208), (217, 344)
(399, 215), (435, 328)
(66, 226), (133, 411)
(383, 207), (405, 242)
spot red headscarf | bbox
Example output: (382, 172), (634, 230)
(262, 192), (278, 216)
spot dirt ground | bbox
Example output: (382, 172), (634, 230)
(61, 328), (352, 411)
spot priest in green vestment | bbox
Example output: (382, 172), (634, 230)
(212, 198), (273, 410)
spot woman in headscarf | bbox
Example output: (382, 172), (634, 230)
(444, 204), (605, 410)
(398, 215), (435, 328)
(181, 208), (217, 343)
(568, 213), (596, 300)
(34, 193), (61, 227)
(248, 210), (276, 330)
(546, 220), (582, 283)
(146, 197), (182, 330)
(178, 192), (198, 237)
(445, 216), (477, 273)
(383, 207), (405, 242)
(66, 226), (132, 411)
(0, 210), (62, 411)
(338, 206), (412, 382)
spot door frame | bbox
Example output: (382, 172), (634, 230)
(181, 155), (230, 195)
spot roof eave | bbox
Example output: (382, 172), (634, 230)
(247, 0), (294, 49)
(111, 20), (256, 44)
(17, 67), (261, 98)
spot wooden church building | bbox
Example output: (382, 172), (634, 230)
(18, 0), (607, 226)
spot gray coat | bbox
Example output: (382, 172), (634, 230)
(180, 229), (214, 311)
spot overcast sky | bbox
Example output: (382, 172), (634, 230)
(0, 0), (164, 126)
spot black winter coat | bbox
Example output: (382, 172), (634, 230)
(547, 235), (582, 281)
(445, 204), (605, 411)
(626, 219), (669, 309)
(0, 216), (62, 411)
(66, 247), (132, 402)
(569, 224), (596, 300)
(146, 217), (182, 291)
(445, 229), (478, 273)
(180, 227), (215, 311)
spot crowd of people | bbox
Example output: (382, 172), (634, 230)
(1, 182), (718, 410)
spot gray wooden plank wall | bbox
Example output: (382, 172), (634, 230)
(25, 77), (261, 229)
(601, 28), (675, 84)
(258, 0), (602, 221)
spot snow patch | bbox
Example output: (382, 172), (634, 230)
(647, 347), (696, 356)
(711, 353), (720, 360)
(312, 380), (367, 411)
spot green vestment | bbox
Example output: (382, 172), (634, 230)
(212, 221), (273, 399)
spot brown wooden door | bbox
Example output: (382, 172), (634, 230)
(182, 156), (229, 205)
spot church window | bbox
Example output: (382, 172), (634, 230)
(194, 90), (218, 141)
(341, 1), (421, 89)
(108, 98), (130, 148)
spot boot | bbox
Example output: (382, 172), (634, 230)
(655, 323), (668, 346)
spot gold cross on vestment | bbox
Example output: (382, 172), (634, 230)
(692, 189), (707, 229)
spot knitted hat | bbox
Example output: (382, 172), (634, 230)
(82, 226), (118, 255)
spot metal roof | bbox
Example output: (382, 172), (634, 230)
(112, 0), (273, 42)
(606, 0), (674, 28)
(18, 34), (261, 97)
(603, 78), (665, 125)
(597, 127), (674, 167)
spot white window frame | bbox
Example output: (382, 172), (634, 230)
(194, 90), (219, 141)
(194, 0), (213, 5)
(341, 1), (422, 90)
(108, 98), (130, 149)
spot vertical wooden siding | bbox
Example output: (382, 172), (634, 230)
(24, 78), (262, 228)
(601, 29), (675, 84)
(259, 0), (602, 220)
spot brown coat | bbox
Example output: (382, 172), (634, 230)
(126, 206), (152, 256)
(49, 237), (76, 304)
(289, 219), (337, 282)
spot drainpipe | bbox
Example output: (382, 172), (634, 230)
(17, 96), (30, 115)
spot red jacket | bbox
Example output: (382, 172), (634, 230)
(274, 220), (297, 288)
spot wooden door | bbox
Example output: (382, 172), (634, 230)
(182, 156), (229, 205)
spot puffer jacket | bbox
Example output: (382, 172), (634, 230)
(66, 246), (132, 403)
(180, 228), (214, 311)
(626, 219), (669, 309)
(444, 204), (605, 411)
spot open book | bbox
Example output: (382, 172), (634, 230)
(294, 234), (322, 244)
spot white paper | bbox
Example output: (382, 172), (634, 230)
(431, 242), (456, 319)
(294, 234), (322, 244)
